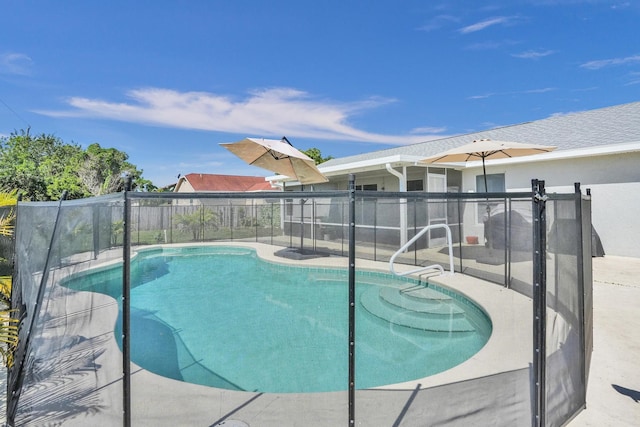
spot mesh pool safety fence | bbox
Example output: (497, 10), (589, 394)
(6, 178), (592, 426)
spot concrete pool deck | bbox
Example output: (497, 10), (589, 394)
(1, 245), (639, 425)
(567, 255), (640, 427)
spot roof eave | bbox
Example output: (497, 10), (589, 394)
(274, 141), (640, 178)
(325, 154), (427, 175)
(475, 140), (640, 168)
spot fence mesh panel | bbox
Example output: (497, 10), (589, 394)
(7, 188), (591, 426)
(544, 194), (591, 427)
(8, 195), (125, 426)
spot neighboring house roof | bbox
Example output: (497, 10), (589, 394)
(174, 173), (275, 192)
(318, 101), (640, 173)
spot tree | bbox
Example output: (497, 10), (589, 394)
(0, 130), (86, 200)
(78, 143), (153, 195)
(44, 143), (91, 199)
(0, 130), (154, 200)
(78, 143), (156, 195)
(302, 147), (333, 165)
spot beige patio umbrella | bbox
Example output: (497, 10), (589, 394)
(220, 137), (329, 185)
(422, 139), (555, 251)
(421, 139), (556, 191)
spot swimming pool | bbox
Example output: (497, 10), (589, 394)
(64, 245), (491, 393)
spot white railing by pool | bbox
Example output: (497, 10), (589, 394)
(389, 223), (455, 277)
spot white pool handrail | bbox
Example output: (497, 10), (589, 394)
(389, 223), (455, 277)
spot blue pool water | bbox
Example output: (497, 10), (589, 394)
(65, 246), (491, 393)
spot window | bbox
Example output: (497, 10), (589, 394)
(407, 179), (424, 192)
(354, 184), (377, 226)
(476, 173), (505, 192)
(356, 184), (378, 191)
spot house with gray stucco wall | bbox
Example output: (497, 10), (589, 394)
(269, 102), (640, 258)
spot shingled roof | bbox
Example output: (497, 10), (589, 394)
(321, 101), (640, 169)
(175, 173), (275, 192)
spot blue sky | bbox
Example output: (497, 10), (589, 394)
(1, 0), (639, 187)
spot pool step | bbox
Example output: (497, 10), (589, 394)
(360, 286), (475, 333)
(379, 286), (465, 315)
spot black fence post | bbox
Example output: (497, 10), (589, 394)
(504, 197), (509, 286)
(341, 200), (346, 256)
(574, 182), (588, 405)
(413, 199), (417, 266)
(136, 201), (141, 245)
(532, 179), (547, 427)
(123, 176), (132, 427)
(348, 174), (356, 426)
(457, 197), (463, 273)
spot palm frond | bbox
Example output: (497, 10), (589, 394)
(0, 309), (19, 367)
(0, 191), (18, 368)
(0, 190), (18, 208)
(0, 276), (11, 304)
(0, 196), (16, 236)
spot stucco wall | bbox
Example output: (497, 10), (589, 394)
(462, 152), (640, 258)
(584, 182), (640, 258)
(311, 151), (640, 257)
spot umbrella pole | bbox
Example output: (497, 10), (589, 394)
(482, 157), (488, 192)
(482, 158), (493, 250)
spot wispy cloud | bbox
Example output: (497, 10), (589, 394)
(512, 49), (556, 59)
(626, 71), (640, 85)
(467, 93), (495, 100)
(459, 16), (518, 34)
(611, 2), (631, 9)
(467, 87), (556, 100)
(466, 39), (520, 50)
(0, 52), (33, 75)
(523, 87), (556, 94)
(580, 54), (640, 70)
(36, 87), (446, 145)
(410, 126), (447, 134)
(418, 15), (460, 32)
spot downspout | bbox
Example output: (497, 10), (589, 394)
(386, 163), (408, 248)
